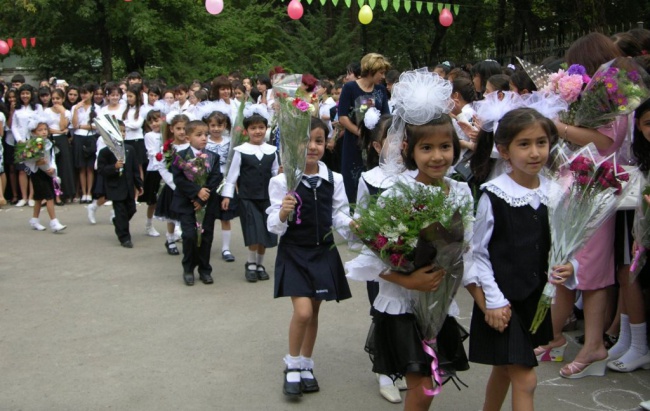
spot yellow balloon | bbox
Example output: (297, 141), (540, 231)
(358, 4), (373, 25)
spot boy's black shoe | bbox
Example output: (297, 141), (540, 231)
(183, 272), (194, 286)
(199, 273), (214, 284)
(256, 265), (270, 281)
(121, 240), (133, 248)
(245, 263), (258, 283)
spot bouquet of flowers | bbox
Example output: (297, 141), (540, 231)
(94, 114), (126, 176)
(530, 144), (635, 333)
(172, 151), (210, 246)
(573, 58), (649, 129)
(274, 74), (312, 222)
(14, 136), (47, 163)
(542, 64), (591, 125)
(629, 178), (650, 282)
(217, 98), (247, 194)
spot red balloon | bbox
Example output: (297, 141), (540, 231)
(287, 0), (303, 20)
(439, 8), (453, 27)
(0, 40), (9, 55)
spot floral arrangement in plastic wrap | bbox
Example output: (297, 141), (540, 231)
(172, 151), (210, 246)
(542, 64), (591, 125)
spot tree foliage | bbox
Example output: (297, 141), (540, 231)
(0, 0), (648, 84)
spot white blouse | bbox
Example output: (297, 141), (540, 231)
(11, 105), (44, 143)
(144, 131), (162, 171)
(71, 103), (100, 136)
(221, 142), (278, 198)
(122, 106), (146, 141)
(43, 107), (71, 135)
(465, 173), (578, 310)
(206, 136), (230, 173)
(266, 161), (352, 239)
(346, 176), (474, 315)
(157, 142), (190, 190)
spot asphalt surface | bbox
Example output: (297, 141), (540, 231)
(1, 203), (649, 410)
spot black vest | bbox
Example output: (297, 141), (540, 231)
(485, 190), (550, 302)
(238, 152), (276, 200)
(281, 170), (335, 247)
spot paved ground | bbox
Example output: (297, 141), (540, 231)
(1, 203), (649, 411)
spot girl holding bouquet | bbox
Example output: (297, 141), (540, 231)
(467, 108), (574, 411)
(346, 69), (473, 411)
(605, 99), (650, 373)
(267, 117), (352, 397)
(12, 84), (43, 207)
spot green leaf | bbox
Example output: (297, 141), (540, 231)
(454, 4), (459, 14)
(320, 0), (327, 4)
(345, 0), (351, 7)
(415, 1), (422, 13)
(358, 0), (363, 8)
(332, 0), (339, 5)
(393, 0), (400, 12)
(404, 0), (411, 12)
(381, 0), (388, 11)
(427, 2), (434, 14)
(369, 0), (376, 9)
(437, 3), (443, 13)
(306, 0), (313, 4)
(445, 3), (451, 10)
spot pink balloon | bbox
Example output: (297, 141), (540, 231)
(287, 0), (303, 20)
(205, 0), (223, 15)
(0, 40), (9, 55)
(439, 8), (453, 27)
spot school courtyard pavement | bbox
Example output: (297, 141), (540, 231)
(1, 203), (649, 411)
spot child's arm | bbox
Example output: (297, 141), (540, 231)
(380, 265), (446, 292)
(331, 172), (353, 239)
(97, 148), (121, 177)
(123, 108), (146, 131)
(221, 151), (241, 200)
(271, 150), (280, 177)
(144, 132), (160, 161)
(266, 175), (291, 236)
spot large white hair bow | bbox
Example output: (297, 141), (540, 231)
(243, 103), (270, 121)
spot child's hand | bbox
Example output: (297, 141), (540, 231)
(326, 138), (336, 151)
(197, 187), (210, 202)
(221, 197), (230, 211)
(279, 194), (296, 222)
(550, 262), (574, 285)
(115, 160), (124, 169)
(35, 158), (47, 166)
(644, 194), (650, 206)
(405, 265), (446, 292)
(485, 306), (510, 332)
(136, 187), (144, 196)
(193, 200), (203, 211)
(45, 168), (56, 176)
(349, 219), (360, 232)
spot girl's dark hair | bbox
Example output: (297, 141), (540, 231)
(448, 67), (471, 81)
(403, 114), (461, 170)
(123, 84), (143, 121)
(346, 62), (361, 78)
(243, 114), (268, 129)
(174, 84), (189, 94)
(232, 82), (247, 99)
(256, 75), (272, 90)
(565, 32), (624, 76)
(633, 99), (650, 172)
(629, 28), (650, 52)
(148, 84), (162, 98)
(434, 64), (451, 76)
(38, 86), (52, 108)
(144, 109), (161, 133)
(452, 78), (477, 103)
(471, 108), (557, 183)
(361, 114), (392, 169)
(310, 116), (329, 138)
(79, 82), (99, 123)
(16, 84), (37, 110)
(105, 84), (121, 98)
(51, 88), (65, 101)
(487, 74), (511, 92)
(205, 110), (232, 133)
(612, 32), (643, 57)
(64, 85), (80, 109)
(210, 75), (233, 101)
(186, 119), (208, 136)
(193, 89), (208, 102)
(510, 70), (537, 94)
(470, 60), (502, 94)
(165, 114), (190, 142)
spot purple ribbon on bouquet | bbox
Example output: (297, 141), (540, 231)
(422, 339), (442, 397)
(53, 178), (63, 196)
(630, 247), (647, 273)
(287, 191), (303, 224)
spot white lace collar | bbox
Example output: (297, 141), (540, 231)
(235, 142), (277, 155)
(482, 173), (549, 208)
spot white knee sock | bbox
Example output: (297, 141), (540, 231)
(256, 253), (264, 267)
(221, 230), (231, 251)
(300, 356), (314, 379)
(166, 232), (175, 243)
(146, 218), (152, 227)
(284, 355), (301, 382)
(247, 250), (256, 264)
(609, 314), (631, 358)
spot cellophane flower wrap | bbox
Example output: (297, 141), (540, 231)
(218, 98), (248, 194)
(353, 181), (473, 340)
(14, 135), (46, 163)
(573, 58), (650, 129)
(542, 64), (591, 125)
(630, 176), (650, 282)
(530, 144), (635, 333)
(274, 74), (311, 222)
(94, 114), (126, 176)
(172, 151), (210, 246)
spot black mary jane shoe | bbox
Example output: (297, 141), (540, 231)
(300, 369), (320, 393)
(256, 265), (270, 281)
(183, 272), (194, 286)
(221, 250), (235, 262)
(283, 368), (302, 397)
(165, 241), (180, 255)
(245, 263), (258, 283)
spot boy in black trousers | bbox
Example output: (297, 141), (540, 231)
(98, 129), (143, 248)
(171, 120), (222, 286)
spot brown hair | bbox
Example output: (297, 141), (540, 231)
(210, 76), (232, 101)
(360, 53), (391, 77)
(612, 32), (643, 57)
(565, 32), (624, 76)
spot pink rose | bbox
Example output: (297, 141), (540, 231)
(558, 74), (584, 103)
(374, 234), (388, 250)
(390, 253), (406, 267)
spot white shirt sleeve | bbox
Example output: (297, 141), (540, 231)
(221, 151), (241, 198)
(466, 193), (510, 310)
(332, 172), (352, 240)
(144, 132), (160, 159)
(266, 175), (289, 236)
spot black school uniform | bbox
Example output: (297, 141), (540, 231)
(267, 162), (352, 302)
(98, 145), (142, 244)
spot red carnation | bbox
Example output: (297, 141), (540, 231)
(155, 152), (163, 162)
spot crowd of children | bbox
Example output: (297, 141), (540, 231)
(2, 26), (650, 411)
